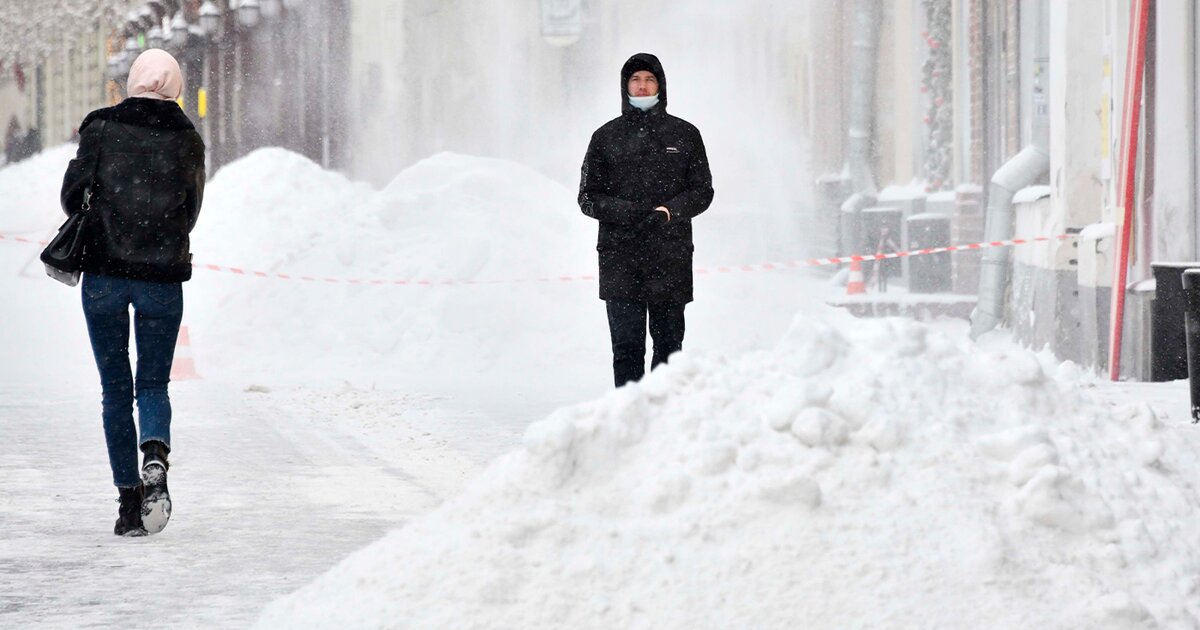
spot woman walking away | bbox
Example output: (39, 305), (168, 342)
(61, 49), (205, 536)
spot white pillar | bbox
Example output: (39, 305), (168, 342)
(1153, 0), (1195, 262)
(1049, 0), (1108, 232)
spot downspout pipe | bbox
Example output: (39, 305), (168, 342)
(969, 142), (1050, 339)
(970, 0), (1050, 340)
(845, 0), (881, 195)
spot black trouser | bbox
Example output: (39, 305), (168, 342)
(605, 300), (686, 387)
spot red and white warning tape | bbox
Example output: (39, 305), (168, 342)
(777, 234), (1077, 268)
(0, 234), (46, 246)
(1, 231), (1077, 286)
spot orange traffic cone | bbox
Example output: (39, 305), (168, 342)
(170, 325), (201, 380)
(846, 259), (866, 295)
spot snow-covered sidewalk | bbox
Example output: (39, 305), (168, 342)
(0, 381), (479, 628)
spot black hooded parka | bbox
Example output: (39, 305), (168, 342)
(578, 53), (714, 304)
(61, 97), (205, 283)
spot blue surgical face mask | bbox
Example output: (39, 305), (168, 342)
(629, 93), (660, 111)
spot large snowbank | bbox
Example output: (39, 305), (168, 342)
(194, 148), (593, 282)
(0, 144), (820, 406)
(256, 308), (1200, 629)
(0, 144), (77, 232)
(0, 144), (98, 385)
(183, 148), (817, 397)
(186, 148), (606, 387)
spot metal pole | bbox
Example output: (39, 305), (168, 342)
(1183, 269), (1200, 422)
(844, 0), (881, 195)
(234, 31), (243, 159)
(202, 44), (212, 173)
(1108, 0), (1153, 380)
(320, 3), (330, 169)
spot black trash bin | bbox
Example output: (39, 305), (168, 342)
(906, 213), (952, 293)
(1183, 269), (1200, 422)
(1150, 261), (1200, 382)
(817, 174), (852, 260)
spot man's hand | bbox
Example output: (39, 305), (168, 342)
(638, 207), (671, 230)
(638, 207), (667, 229)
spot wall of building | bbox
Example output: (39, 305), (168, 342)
(0, 71), (31, 161)
(0, 21), (120, 160)
(804, 1), (846, 179)
(36, 30), (111, 144)
(1151, 0), (1195, 264)
(877, 0), (922, 188)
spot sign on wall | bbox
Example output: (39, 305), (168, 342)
(540, 0), (582, 46)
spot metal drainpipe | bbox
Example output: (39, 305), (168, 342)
(969, 0), (1051, 340)
(968, 142), (1050, 339)
(845, 0), (881, 195)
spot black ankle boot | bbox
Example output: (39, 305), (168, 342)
(114, 485), (146, 537)
(140, 441), (172, 534)
(141, 440), (169, 471)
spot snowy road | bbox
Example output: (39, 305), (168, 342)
(0, 382), (481, 628)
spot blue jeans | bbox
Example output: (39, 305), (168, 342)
(81, 274), (183, 488)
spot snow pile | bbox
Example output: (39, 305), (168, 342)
(0, 144), (99, 385)
(0, 145), (815, 396)
(194, 148), (590, 285)
(189, 147), (376, 276)
(187, 149), (603, 385)
(256, 310), (1200, 629)
(0, 144), (77, 231)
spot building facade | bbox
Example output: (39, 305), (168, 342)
(6, 0), (1193, 380)
(805, 0), (1200, 380)
(0, 0), (349, 173)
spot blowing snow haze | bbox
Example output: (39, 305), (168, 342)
(346, 0), (812, 262)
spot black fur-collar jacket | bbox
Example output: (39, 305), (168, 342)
(61, 98), (205, 283)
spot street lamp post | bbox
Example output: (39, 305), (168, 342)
(138, 6), (155, 31)
(197, 0), (228, 168)
(107, 55), (122, 82)
(199, 0), (223, 41)
(260, 0), (282, 19)
(238, 0), (262, 29)
(166, 12), (188, 53)
(147, 26), (164, 50)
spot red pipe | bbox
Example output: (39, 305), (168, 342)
(1109, 0), (1153, 381)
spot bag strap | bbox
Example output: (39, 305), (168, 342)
(81, 119), (107, 213)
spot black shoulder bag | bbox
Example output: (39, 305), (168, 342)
(41, 119), (106, 286)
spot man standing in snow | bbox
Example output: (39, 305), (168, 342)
(578, 53), (714, 387)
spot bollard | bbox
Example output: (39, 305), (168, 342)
(1183, 269), (1200, 423)
(1150, 262), (1200, 381)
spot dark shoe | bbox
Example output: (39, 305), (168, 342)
(141, 440), (169, 471)
(140, 441), (172, 534)
(114, 485), (147, 537)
